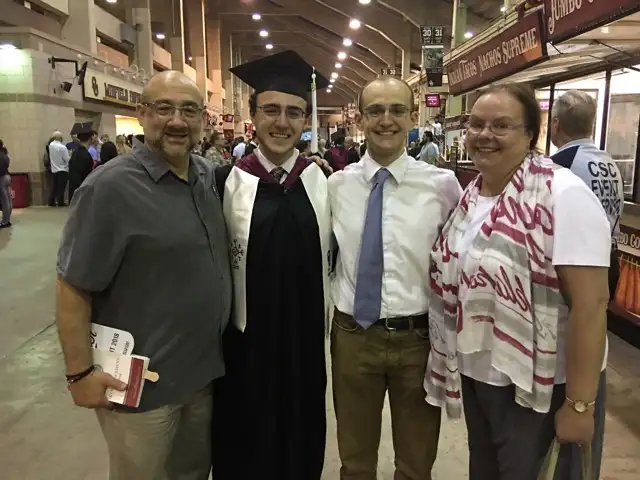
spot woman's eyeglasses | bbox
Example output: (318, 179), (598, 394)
(465, 119), (526, 136)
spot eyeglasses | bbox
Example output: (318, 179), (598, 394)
(362, 104), (411, 118)
(465, 119), (526, 136)
(142, 102), (204, 120)
(257, 104), (306, 120)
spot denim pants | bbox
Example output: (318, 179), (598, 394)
(0, 174), (11, 224)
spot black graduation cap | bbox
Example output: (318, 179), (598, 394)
(70, 122), (94, 135)
(229, 50), (330, 100)
(331, 129), (346, 143)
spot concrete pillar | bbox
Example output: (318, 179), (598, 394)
(448, 0), (468, 118)
(184, 0), (207, 98)
(169, 0), (185, 72)
(206, 12), (223, 111)
(61, 0), (97, 54)
(402, 50), (411, 80)
(221, 28), (233, 114)
(126, 0), (154, 78)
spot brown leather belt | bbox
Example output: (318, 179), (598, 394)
(334, 309), (428, 331)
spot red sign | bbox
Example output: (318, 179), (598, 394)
(425, 94), (441, 107)
(446, 11), (547, 95)
(545, 0), (640, 44)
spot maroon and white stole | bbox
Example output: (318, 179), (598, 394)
(425, 154), (562, 418)
(222, 153), (333, 335)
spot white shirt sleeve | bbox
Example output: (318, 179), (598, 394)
(441, 170), (463, 217)
(552, 175), (611, 267)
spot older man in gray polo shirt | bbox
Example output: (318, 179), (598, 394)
(56, 71), (232, 480)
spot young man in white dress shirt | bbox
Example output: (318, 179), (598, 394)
(328, 76), (463, 479)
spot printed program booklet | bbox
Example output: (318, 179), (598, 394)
(89, 323), (158, 408)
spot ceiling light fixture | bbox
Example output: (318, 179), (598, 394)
(337, 51), (347, 60)
(330, 78), (336, 83)
(464, 31), (473, 39)
(335, 62), (342, 68)
(331, 72), (338, 79)
(155, 33), (166, 40)
(106, 0), (117, 3)
(358, 0), (371, 4)
(601, 26), (610, 34)
(349, 19), (361, 29)
(259, 29), (269, 37)
(326, 89), (332, 93)
(500, 5), (507, 12)
(265, 43), (274, 50)
(188, 56), (193, 61)
(343, 38), (353, 47)
(252, 13), (261, 20)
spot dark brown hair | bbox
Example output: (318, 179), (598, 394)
(475, 83), (541, 151)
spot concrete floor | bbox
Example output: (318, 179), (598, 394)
(0, 208), (639, 480)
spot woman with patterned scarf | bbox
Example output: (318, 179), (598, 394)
(425, 83), (609, 479)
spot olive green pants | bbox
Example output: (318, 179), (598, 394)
(331, 311), (441, 480)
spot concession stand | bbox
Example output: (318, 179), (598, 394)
(443, 0), (640, 345)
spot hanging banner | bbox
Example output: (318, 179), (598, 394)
(612, 225), (640, 325)
(422, 25), (445, 88)
(423, 48), (444, 87)
(445, 11), (547, 95)
(421, 26), (445, 47)
(545, 0), (640, 44)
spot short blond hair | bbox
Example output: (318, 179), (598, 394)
(552, 90), (597, 138)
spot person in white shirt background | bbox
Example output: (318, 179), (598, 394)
(231, 136), (246, 161)
(425, 83), (609, 480)
(328, 75), (462, 480)
(550, 90), (624, 299)
(47, 131), (71, 207)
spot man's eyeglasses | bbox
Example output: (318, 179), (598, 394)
(142, 102), (204, 120)
(465, 119), (526, 136)
(362, 104), (411, 118)
(257, 104), (307, 120)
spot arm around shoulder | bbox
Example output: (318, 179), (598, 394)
(441, 170), (463, 214)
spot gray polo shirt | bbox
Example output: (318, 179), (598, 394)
(57, 143), (232, 411)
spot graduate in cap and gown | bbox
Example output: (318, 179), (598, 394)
(211, 50), (332, 480)
(68, 122), (96, 203)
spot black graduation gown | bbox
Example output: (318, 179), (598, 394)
(68, 145), (94, 201)
(212, 157), (327, 480)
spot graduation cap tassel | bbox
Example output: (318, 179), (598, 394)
(311, 68), (318, 155)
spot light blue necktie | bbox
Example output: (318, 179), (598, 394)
(353, 168), (391, 329)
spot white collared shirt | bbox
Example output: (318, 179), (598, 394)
(48, 140), (70, 173)
(255, 147), (299, 184)
(329, 150), (463, 317)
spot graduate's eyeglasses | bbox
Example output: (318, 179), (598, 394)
(465, 119), (526, 136)
(143, 102), (204, 120)
(257, 104), (306, 120)
(362, 104), (410, 119)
